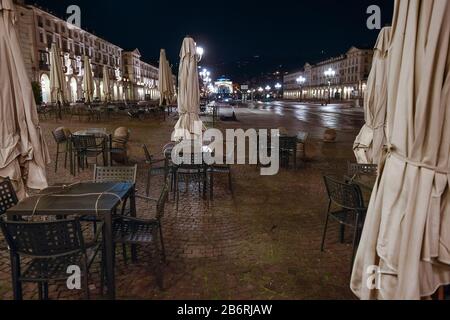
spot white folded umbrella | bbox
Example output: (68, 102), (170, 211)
(0, 0), (50, 199)
(351, 0), (450, 300)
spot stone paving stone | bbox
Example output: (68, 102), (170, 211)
(0, 111), (360, 300)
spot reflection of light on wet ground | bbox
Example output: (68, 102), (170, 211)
(246, 101), (365, 131)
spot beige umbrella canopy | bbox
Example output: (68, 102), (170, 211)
(159, 49), (174, 106)
(353, 27), (391, 165)
(102, 65), (112, 102)
(83, 55), (94, 104)
(351, 0), (450, 300)
(173, 37), (202, 140)
(49, 42), (67, 105)
(0, 0), (50, 199)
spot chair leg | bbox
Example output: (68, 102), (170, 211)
(64, 151), (68, 169)
(55, 145), (60, 173)
(43, 282), (49, 300)
(146, 170), (151, 197)
(350, 214), (361, 274)
(176, 180), (180, 211)
(82, 260), (90, 300)
(152, 230), (164, 290)
(340, 224), (346, 244)
(159, 225), (166, 263)
(38, 283), (44, 300)
(321, 201), (332, 252)
(122, 244), (128, 265)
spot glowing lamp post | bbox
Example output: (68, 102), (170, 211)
(324, 68), (336, 104)
(296, 76), (306, 101)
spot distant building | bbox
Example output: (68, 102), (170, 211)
(14, 0), (164, 103)
(283, 46), (374, 101)
(122, 49), (159, 101)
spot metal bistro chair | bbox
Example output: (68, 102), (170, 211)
(0, 178), (19, 251)
(0, 178), (19, 217)
(279, 136), (298, 169)
(0, 218), (103, 300)
(208, 151), (233, 200)
(347, 162), (378, 178)
(143, 144), (173, 197)
(52, 127), (71, 173)
(113, 181), (170, 289)
(71, 135), (106, 173)
(173, 152), (208, 211)
(82, 165), (138, 233)
(321, 176), (367, 273)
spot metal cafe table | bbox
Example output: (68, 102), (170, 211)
(6, 182), (136, 300)
(69, 128), (111, 175)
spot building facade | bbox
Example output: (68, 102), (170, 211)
(283, 46), (374, 102)
(14, 1), (162, 104)
(122, 49), (159, 102)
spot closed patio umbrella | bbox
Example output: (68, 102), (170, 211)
(49, 42), (67, 105)
(158, 49), (174, 106)
(103, 65), (112, 102)
(353, 27), (391, 165)
(0, 0), (50, 199)
(351, 0), (450, 300)
(83, 55), (94, 104)
(173, 37), (202, 140)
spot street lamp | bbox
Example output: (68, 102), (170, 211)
(274, 83), (282, 99)
(265, 85), (271, 91)
(196, 46), (204, 62)
(296, 76), (306, 101)
(324, 68), (336, 104)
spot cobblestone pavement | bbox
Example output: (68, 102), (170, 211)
(0, 104), (364, 300)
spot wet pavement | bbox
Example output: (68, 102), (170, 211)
(0, 102), (365, 300)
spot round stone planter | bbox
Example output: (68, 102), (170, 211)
(324, 129), (337, 142)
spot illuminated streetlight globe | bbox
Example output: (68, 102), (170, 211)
(296, 76), (306, 84)
(275, 83), (282, 89)
(258, 87), (264, 92)
(324, 68), (336, 77)
(265, 86), (271, 91)
(196, 46), (204, 62)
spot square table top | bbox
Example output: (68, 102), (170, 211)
(7, 182), (133, 217)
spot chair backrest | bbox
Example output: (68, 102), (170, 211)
(0, 218), (85, 258)
(52, 127), (67, 144)
(71, 135), (97, 150)
(347, 162), (378, 177)
(142, 144), (152, 163)
(156, 181), (170, 220)
(323, 176), (365, 211)
(93, 165), (137, 184)
(279, 136), (297, 150)
(0, 178), (19, 216)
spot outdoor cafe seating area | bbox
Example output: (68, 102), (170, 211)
(0, 110), (382, 300)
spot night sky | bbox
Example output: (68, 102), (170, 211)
(29, 0), (394, 82)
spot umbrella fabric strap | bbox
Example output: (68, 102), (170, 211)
(369, 123), (386, 130)
(30, 184), (124, 217)
(384, 144), (450, 175)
